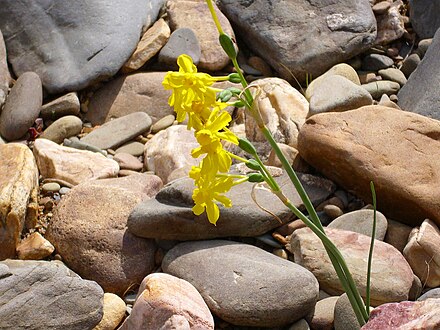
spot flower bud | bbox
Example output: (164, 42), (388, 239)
(228, 73), (241, 83)
(248, 173), (265, 183)
(245, 159), (261, 171)
(218, 89), (233, 102)
(232, 100), (245, 108)
(219, 33), (237, 59)
(239, 137), (257, 155)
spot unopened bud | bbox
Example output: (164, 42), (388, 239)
(245, 159), (260, 171)
(218, 89), (233, 102)
(248, 173), (265, 183)
(219, 33), (237, 59)
(239, 138), (257, 155)
(228, 73), (241, 83)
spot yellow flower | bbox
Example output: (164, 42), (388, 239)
(191, 170), (234, 224)
(162, 54), (219, 122)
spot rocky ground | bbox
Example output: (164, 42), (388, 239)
(1, 0), (440, 329)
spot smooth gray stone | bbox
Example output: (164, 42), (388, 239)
(40, 115), (83, 144)
(418, 288), (440, 301)
(128, 171), (336, 240)
(40, 92), (81, 120)
(80, 112), (152, 150)
(0, 0), (165, 93)
(0, 260), (103, 330)
(398, 28), (440, 120)
(162, 240), (319, 327)
(361, 54), (394, 71)
(158, 28), (201, 68)
(400, 53), (421, 78)
(0, 72), (42, 141)
(218, 0), (376, 85)
(409, 0), (440, 39)
(63, 137), (106, 155)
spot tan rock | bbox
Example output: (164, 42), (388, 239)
(297, 105), (440, 226)
(40, 92), (81, 120)
(384, 218), (413, 252)
(0, 143), (38, 260)
(266, 143), (311, 173)
(144, 125), (199, 183)
(0, 30), (11, 107)
(93, 293), (126, 330)
(120, 273), (214, 329)
(166, 0), (234, 71)
(246, 78), (309, 149)
(33, 138), (119, 186)
(123, 18), (171, 72)
(309, 296), (339, 330)
(45, 174), (162, 295)
(403, 219), (440, 287)
(288, 227), (414, 306)
(16, 232), (54, 260)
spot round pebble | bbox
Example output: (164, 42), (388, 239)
(59, 187), (71, 195)
(150, 114), (176, 134)
(41, 182), (61, 193)
(114, 141), (144, 157)
(323, 204), (344, 219)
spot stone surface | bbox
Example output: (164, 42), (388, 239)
(45, 174), (162, 295)
(297, 105), (440, 226)
(167, 0), (234, 71)
(245, 78), (309, 149)
(361, 299), (440, 329)
(398, 28), (440, 120)
(113, 153), (143, 171)
(81, 112), (152, 150)
(400, 53), (421, 78)
(374, 0), (405, 45)
(162, 240), (319, 327)
(120, 273), (214, 329)
(158, 28), (201, 68)
(0, 0), (165, 93)
(0, 30), (11, 107)
(40, 92), (81, 120)
(150, 114), (176, 134)
(115, 141), (145, 157)
(288, 227), (414, 306)
(403, 219), (440, 288)
(128, 171), (335, 240)
(16, 232), (55, 260)
(384, 218), (413, 253)
(93, 293), (126, 330)
(123, 18), (171, 72)
(0, 259), (103, 329)
(0, 72), (42, 141)
(334, 293), (360, 330)
(362, 80), (400, 99)
(327, 209), (388, 241)
(0, 143), (39, 260)
(33, 138), (119, 186)
(409, 0), (440, 39)
(85, 72), (174, 125)
(309, 75), (373, 116)
(219, 0), (376, 84)
(418, 288), (440, 301)
(362, 54), (394, 71)
(40, 115), (83, 144)
(378, 67), (407, 87)
(309, 296), (339, 330)
(144, 125), (199, 184)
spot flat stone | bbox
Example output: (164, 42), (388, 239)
(16, 232), (54, 260)
(362, 80), (400, 99)
(0, 72), (42, 141)
(113, 153), (143, 171)
(327, 209), (388, 241)
(361, 54), (394, 71)
(119, 273), (214, 329)
(114, 141), (145, 157)
(297, 105), (440, 226)
(162, 240), (319, 327)
(418, 288), (440, 301)
(288, 227), (414, 306)
(409, 0), (440, 39)
(33, 138), (119, 186)
(398, 28), (440, 120)
(309, 296), (339, 330)
(0, 143), (39, 260)
(378, 67), (407, 86)
(40, 115), (83, 144)
(0, 30), (11, 107)
(245, 78), (309, 149)
(0, 0), (165, 93)
(45, 174), (162, 295)
(144, 125), (199, 184)
(218, 0), (376, 84)
(403, 219), (440, 287)
(362, 299), (440, 329)
(150, 114), (176, 134)
(123, 18), (171, 72)
(81, 112), (152, 150)
(0, 260), (103, 329)
(158, 28), (201, 68)
(93, 293), (126, 330)
(128, 171), (335, 240)
(309, 75), (373, 116)
(167, 0), (234, 71)
(85, 72), (173, 125)
(400, 53), (421, 78)
(40, 92), (81, 121)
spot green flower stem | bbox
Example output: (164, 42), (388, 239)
(206, 0), (224, 34)
(366, 182), (377, 315)
(230, 57), (254, 106)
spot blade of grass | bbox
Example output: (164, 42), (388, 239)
(365, 181), (377, 314)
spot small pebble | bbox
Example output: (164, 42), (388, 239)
(323, 204), (344, 219)
(59, 187), (71, 195)
(273, 248), (288, 260)
(151, 114), (175, 134)
(41, 182), (61, 193)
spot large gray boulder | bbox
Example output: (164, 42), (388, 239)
(409, 0), (440, 39)
(398, 28), (440, 120)
(218, 0), (376, 84)
(0, 0), (165, 93)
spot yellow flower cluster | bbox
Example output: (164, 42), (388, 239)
(163, 54), (239, 224)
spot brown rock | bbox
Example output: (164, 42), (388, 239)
(374, 1), (405, 45)
(123, 18), (171, 72)
(297, 105), (440, 226)
(40, 92), (81, 120)
(33, 138), (119, 186)
(113, 153), (143, 171)
(362, 299), (440, 330)
(0, 143), (39, 260)
(309, 296), (339, 330)
(45, 173), (163, 295)
(384, 218), (413, 252)
(166, 0), (234, 71)
(16, 232), (54, 260)
(288, 227), (414, 306)
(120, 273), (214, 329)
(403, 219), (440, 287)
